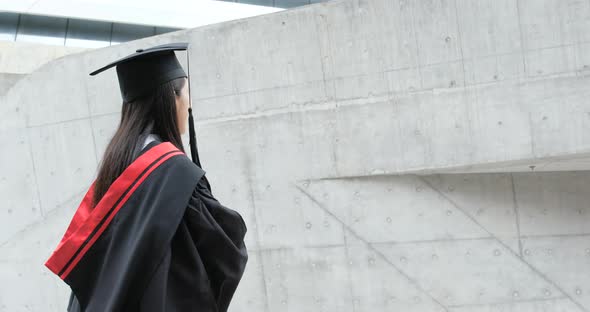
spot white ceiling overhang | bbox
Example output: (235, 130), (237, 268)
(0, 0), (284, 29)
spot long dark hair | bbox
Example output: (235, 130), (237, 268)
(92, 77), (187, 208)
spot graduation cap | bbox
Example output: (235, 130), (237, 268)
(89, 42), (189, 103)
(89, 42), (211, 192)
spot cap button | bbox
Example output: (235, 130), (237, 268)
(136, 48), (144, 53)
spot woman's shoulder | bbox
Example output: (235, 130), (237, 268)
(133, 140), (206, 188)
(144, 141), (202, 167)
(135, 138), (163, 159)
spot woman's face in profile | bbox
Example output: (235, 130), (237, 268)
(175, 77), (190, 134)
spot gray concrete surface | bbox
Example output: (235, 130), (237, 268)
(0, 73), (24, 96)
(0, 41), (88, 74)
(1, 0), (589, 311)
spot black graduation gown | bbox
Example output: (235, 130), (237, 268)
(45, 140), (248, 312)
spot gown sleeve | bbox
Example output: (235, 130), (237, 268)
(185, 176), (249, 312)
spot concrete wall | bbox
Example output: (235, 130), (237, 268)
(0, 73), (24, 96)
(0, 41), (87, 97)
(1, 0), (589, 311)
(0, 41), (88, 74)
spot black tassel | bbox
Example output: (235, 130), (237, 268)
(186, 47), (212, 195)
(188, 107), (212, 194)
(188, 107), (200, 166)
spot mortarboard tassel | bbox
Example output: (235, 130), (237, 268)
(188, 108), (212, 194)
(187, 107), (201, 167)
(186, 47), (212, 194)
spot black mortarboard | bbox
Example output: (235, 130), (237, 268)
(89, 42), (212, 193)
(89, 42), (188, 103)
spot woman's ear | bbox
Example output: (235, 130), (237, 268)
(174, 90), (181, 110)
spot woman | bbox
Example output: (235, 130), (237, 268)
(44, 43), (248, 311)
